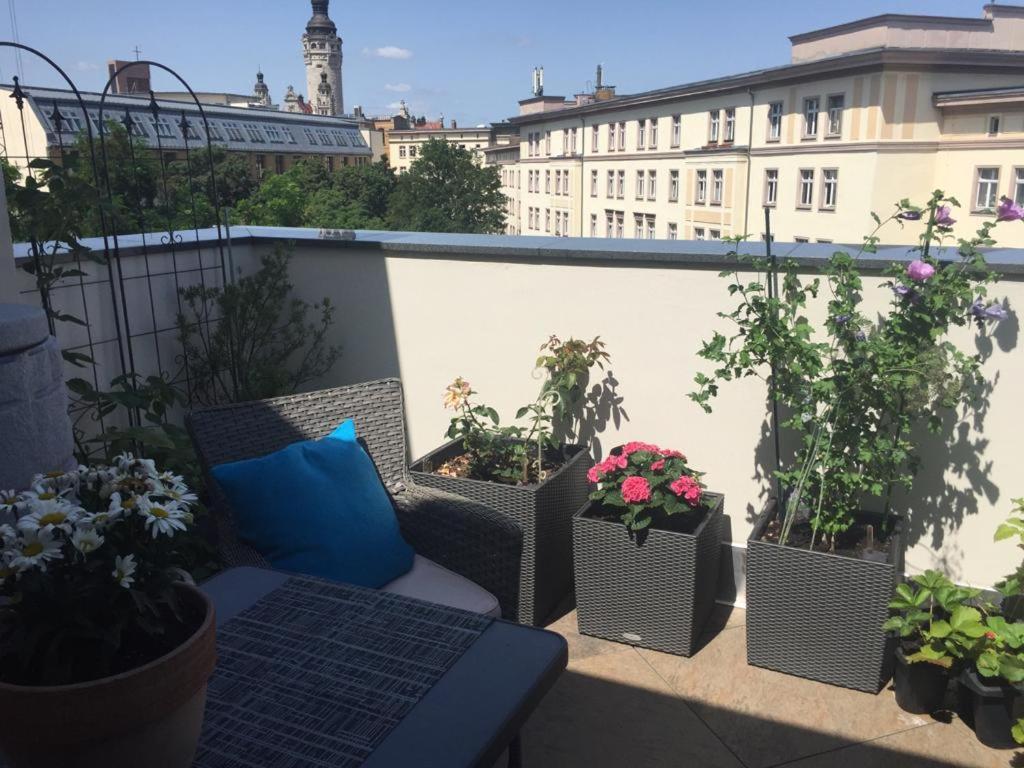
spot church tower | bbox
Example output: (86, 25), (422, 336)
(252, 71), (271, 108)
(302, 0), (343, 116)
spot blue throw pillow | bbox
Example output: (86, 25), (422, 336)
(211, 420), (414, 588)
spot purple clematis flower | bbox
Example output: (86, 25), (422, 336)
(855, 330), (867, 342)
(906, 259), (936, 282)
(971, 298), (1008, 322)
(996, 196), (1024, 223)
(934, 206), (956, 227)
(834, 314), (851, 326)
(898, 210), (923, 221)
(892, 283), (920, 304)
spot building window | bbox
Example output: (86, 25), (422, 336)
(669, 170), (679, 202)
(695, 227), (706, 240)
(247, 124), (267, 143)
(635, 170), (645, 200)
(590, 214), (598, 237)
(671, 115), (681, 147)
(591, 169), (598, 197)
(617, 170), (625, 198)
(821, 168), (838, 209)
(275, 154), (285, 173)
(545, 170), (551, 193)
(637, 119), (646, 150)
(709, 229), (721, 240)
(803, 97), (819, 138)
(202, 121), (221, 141)
(708, 110), (720, 143)
(545, 208), (550, 232)
(303, 127), (318, 145)
(563, 169), (571, 195)
(668, 222), (678, 240)
(764, 169), (778, 206)
(798, 168), (815, 208)
(696, 170), (707, 204)
(989, 116), (1001, 136)
(283, 127), (297, 144)
(649, 118), (658, 149)
(724, 108), (736, 142)
(646, 216), (656, 240)
(592, 124), (599, 152)
(399, 146), (406, 157)
(607, 170), (615, 197)
(332, 130), (349, 146)
(615, 211), (624, 238)
(768, 101), (783, 141)
(562, 131), (569, 155)
(545, 130), (551, 155)
(606, 211), (614, 238)
(975, 167), (1000, 210)
(647, 170), (656, 200)
(409, 146), (416, 158)
(554, 211), (562, 237)
(265, 124), (284, 143)
(153, 117), (176, 139)
(826, 95), (844, 137)
(711, 169), (723, 205)
(794, 236), (810, 243)
(608, 123), (616, 152)
(570, 128), (577, 153)
(1015, 167), (1024, 205)
(618, 122), (626, 150)
(555, 170), (561, 195)
(634, 214), (644, 239)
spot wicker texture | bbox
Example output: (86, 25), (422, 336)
(573, 495), (724, 657)
(411, 440), (591, 626)
(745, 499), (900, 693)
(186, 379), (523, 622)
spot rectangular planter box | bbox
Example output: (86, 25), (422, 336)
(745, 498), (902, 693)
(572, 494), (725, 657)
(410, 439), (591, 626)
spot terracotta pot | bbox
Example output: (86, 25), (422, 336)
(0, 583), (217, 768)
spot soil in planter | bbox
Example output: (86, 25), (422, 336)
(0, 594), (205, 687)
(584, 501), (712, 537)
(433, 451), (568, 487)
(762, 515), (894, 562)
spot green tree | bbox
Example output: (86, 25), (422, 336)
(334, 159), (396, 222)
(387, 139), (505, 234)
(232, 171), (308, 227)
(303, 187), (385, 229)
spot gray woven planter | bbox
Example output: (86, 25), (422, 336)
(572, 494), (725, 656)
(745, 498), (902, 693)
(410, 440), (591, 626)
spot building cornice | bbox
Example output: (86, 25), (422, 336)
(788, 13), (991, 45)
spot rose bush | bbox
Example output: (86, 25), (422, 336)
(588, 442), (706, 533)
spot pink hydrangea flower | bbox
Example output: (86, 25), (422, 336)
(934, 206), (956, 227)
(669, 475), (702, 505)
(659, 449), (686, 460)
(650, 459), (666, 471)
(621, 441), (660, 456)
(906, 259), (935, 282)
(997, 196), (1024, 223)
(620, 476), (652, 504)
(609, 453), (628, 470)
(586, 465), (604, 484)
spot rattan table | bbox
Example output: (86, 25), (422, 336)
(196, 567), (567, 767)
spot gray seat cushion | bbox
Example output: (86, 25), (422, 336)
(381, 555), (501, 618)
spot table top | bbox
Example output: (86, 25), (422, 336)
(198, 567), (567, 768)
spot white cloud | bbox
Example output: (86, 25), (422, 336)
(76, 61), (100, 72)
(386, 101), (405, 110)
(363, 45), (413, 60)
(384, 83), (411, 93)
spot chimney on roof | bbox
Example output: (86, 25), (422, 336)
(451, 119), (457, 129)
(596, 64), (603, 90)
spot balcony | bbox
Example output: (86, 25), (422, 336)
(5, 225), (1022, 767)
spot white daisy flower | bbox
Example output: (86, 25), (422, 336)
(137, 497), (188, 538)
(9, 528), (63, 573)
(157, 470), (184, 487)
(0, 524), (18, 545)
(113, 452), (136, 471)
(112, 554), (136, 588)
(79, 510), (120, 530)
(17, 498), (82, 534)
(20, 484), (65, 504)
(108, 491), (143, 517)
(157, 482), (197, 506)
(0, 489), (22, 515)
(71, 528), (105, 555)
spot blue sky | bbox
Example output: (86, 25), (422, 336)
(0, 0), (989, 125)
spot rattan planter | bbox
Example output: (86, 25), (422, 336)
(411, 440), (590, 626)
(572, 494), (725, 656)
(745, 498), (902, 693)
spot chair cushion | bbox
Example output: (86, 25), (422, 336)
(210, 420), (414, 588)
(382, 555), (501, 618)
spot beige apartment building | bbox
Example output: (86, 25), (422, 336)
(503, 5), (1024, 246)
(388, 124), (491, 173)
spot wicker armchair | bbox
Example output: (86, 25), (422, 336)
(186, 378), (523, 622)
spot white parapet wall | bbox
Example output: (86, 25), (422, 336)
(12, 226), (1024, 598)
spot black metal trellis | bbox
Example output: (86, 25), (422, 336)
(2, 43), (230, 452)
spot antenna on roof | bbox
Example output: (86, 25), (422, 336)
(132, 45), (142, 61)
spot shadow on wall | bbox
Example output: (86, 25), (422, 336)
(739, 303), (1019, 559)
(573, 370), (629, 462)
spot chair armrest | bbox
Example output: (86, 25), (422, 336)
(393, 484), (523, 623)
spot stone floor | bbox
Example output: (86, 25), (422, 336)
(517, 604), (1019, 768)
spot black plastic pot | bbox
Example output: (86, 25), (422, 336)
(892, 647), (948, 714)
(961, 668), (1023, 749)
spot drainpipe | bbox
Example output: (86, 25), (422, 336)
(743, 88), (755, 239)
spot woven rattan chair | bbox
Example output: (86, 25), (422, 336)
(186, 378), (523, 622)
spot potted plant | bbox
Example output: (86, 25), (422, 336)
(692, 192), (1014, 692)
(0, 455), (215, 768)
(882, 571), (983, 713)
(572, 443), (723, 656)
(411, 336), (610, 625)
